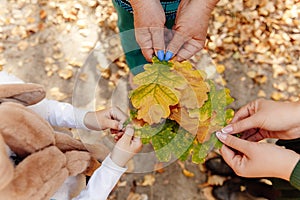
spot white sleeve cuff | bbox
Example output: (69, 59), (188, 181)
(72, 155), (127, 200)
(74, 108), (89, 130)
(102, 154), (128, 173)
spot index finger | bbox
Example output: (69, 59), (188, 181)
(166, 32), (189, 59)
(231, 101), (257, 123)
(135, 28), (154, 62)
(150, 27), (165, 53)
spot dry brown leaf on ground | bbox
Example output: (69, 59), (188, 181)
(140, 174), (155, 187)
(126, 192), (148, 200)
(49, 87), (68, 101)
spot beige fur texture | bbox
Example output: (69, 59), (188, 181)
(0, 84), (101, 200)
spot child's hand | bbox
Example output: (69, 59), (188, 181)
(110, 126), (142, 167)
(216, 131), (300, 181)
(84, 107), (127, 131)
(222, 99), (300, 141)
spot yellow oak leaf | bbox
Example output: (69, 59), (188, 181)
(170, 106), (221, 143)
(129, 62), (187, 124)
(170, 106), (200, 137)
(172, 61), (209, 109)
(133, 63), (187, 89)
(130, 84), (180, 124)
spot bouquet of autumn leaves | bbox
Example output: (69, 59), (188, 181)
(128, 57), (234, 164)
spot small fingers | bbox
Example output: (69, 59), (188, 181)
(132, 136), (143, 152)
(110, 107), (127, 128)
(119, 126), (134, 143)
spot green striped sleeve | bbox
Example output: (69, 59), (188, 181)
(290, 160), (300, 190)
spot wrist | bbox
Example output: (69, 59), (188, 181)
(278, 150), (300, 181)
(83, 112), (100, 131)
(110, 153), (126, 168)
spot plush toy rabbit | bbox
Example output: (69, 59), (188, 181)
(0, 83), (99, 200)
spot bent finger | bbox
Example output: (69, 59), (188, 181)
(110, 107), (127, 121)
(141, 48), (154, 62)
(166, 32), (189, 60)
(176, 39), (204, 61)
(150, 27), (165, 53)
(135, 28), (153, 61)
(231, 100), (257, 123)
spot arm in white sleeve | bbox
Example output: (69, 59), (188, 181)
(28, 99), (89, 130)
(0, 71), (24, 84)
(0, 71), (89, 129)
(73, 155), (127, 200)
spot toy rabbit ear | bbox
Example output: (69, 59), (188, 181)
(0, 83), (46, 106)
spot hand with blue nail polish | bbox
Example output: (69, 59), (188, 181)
(157, 50), (165, 61)
(131, 0), (166, 62)
(164, 51), (173, 61)
(166, 0), (219, 61)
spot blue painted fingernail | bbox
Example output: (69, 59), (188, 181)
(164, 51), (173, 61)
(157, 50), (164, 61)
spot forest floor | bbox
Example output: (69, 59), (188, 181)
(1, 0), (299, 199)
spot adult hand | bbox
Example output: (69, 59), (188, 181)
(165, 0), (219, 61)
(222, 99), (300, 141)
(84, 107), (127, 131)
(131, 0), (166, 62)
(110, 126), (142, 167)
(216, 132), (300, 181)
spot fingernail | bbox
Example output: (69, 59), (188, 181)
(164, 51), (173, 61)
(222, 125), (233, 133)
(157, 50), (164, 61)
(216, 131), (227, 141)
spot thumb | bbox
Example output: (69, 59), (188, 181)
(216, 132), (250, 154)
(120, 126), (134, 143)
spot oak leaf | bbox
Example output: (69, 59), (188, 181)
(172, 61), (209, 109)
(129, 62), (186, 124)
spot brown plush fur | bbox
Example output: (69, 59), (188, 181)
(0, 84), (100, 200)
(0, 84), (45, 106)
